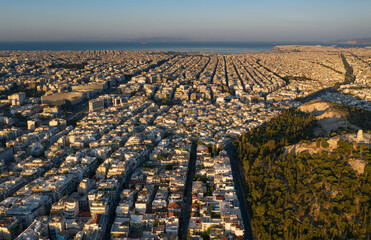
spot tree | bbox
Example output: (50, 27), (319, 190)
(153, 219), (159, 227)
(321, 140), (329, 148)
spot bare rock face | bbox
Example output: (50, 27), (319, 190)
(357, 130), (364, 141)
(299, 99), (349, 135)
(299, 99), (333, 116)
(347, 158), (367, 174)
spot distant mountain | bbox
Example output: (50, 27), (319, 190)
(330, 38), (371, 45)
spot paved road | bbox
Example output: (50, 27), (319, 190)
(226, 141), (254, 240)
(178, 141), (197, 240)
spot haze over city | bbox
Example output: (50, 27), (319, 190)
(1, 0), (371, 42)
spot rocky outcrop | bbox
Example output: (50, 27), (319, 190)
(299, 99), (350, 135)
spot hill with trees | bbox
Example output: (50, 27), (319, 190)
(233, 108), (370, 239)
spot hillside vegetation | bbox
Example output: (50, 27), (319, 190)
(234, 108), (370, 239)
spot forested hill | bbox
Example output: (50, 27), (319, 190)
(233, 108), (370, 239)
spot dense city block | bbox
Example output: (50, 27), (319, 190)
(0, 45), (370, 239)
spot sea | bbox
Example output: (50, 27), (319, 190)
(0, 41), (369, 54)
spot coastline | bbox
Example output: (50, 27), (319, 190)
(0, 42), (369, 54)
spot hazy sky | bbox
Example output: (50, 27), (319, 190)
(1, 0), (370, 42)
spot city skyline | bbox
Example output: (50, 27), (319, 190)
(1, 0), (371, 42)
(0, 1), (370, 239)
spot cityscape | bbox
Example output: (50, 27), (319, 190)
(0, 0), (371, 239)
(0, 44), (369, 239)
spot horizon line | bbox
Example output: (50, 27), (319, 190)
(0, 39), (370, 44)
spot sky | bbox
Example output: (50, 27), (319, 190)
(0, 0), (370, 42)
